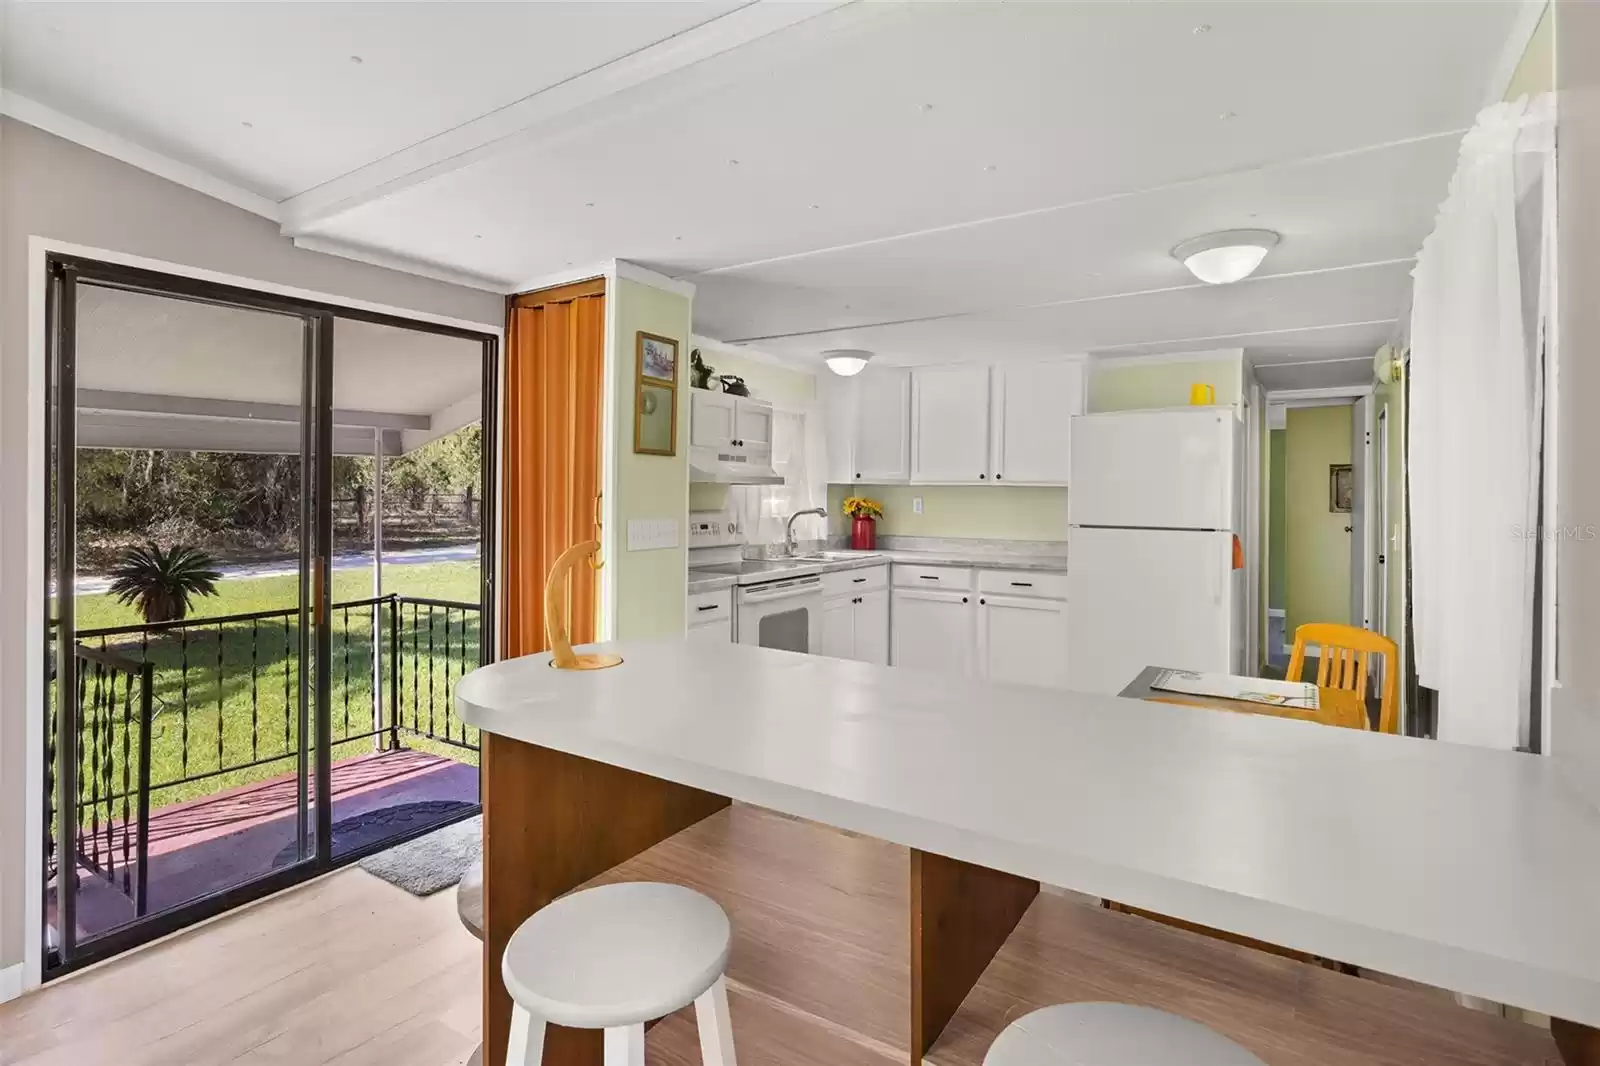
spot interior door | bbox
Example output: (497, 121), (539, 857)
(1350, 396), (1374, 630)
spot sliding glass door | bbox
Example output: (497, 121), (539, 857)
(42, 254), (497, 976)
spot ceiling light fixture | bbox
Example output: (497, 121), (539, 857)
(1171, 229), (1279, 285)
(822, 349), (874, 377)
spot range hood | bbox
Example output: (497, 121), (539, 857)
(689, 446), (784, 485)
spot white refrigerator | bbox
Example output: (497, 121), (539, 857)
(1066, 408), (1246, 695)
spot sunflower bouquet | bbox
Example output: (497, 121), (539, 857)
(841, 496), (884, 520)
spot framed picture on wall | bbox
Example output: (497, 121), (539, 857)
(1329, 463), (1353, 513)
(634, 332), (678, 456)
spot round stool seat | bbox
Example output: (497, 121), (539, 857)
(457, 859), (485, 941)
(984, 1003), (1265, 1065)
(502, 881), (732, 1031)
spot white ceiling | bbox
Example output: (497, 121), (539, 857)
(2, 1), (1535, 390)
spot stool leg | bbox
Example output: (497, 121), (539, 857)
(603, 1024), (646, 1066)
(504, 1004), (545, 1066)
(695, 976), (738, 1066)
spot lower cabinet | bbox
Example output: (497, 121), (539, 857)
(688, 619), (732, 645)
(821, 588), (890, 665)
(686, 588), (733, 644)
(977, 593), (1069, 688)
(890, 587), (975, 675)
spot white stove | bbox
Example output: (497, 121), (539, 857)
(688, 511), (822, 654)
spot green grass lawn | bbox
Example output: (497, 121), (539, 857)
(64, 561), (483, 820)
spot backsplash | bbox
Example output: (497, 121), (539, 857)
(827, 484), (1068, 541)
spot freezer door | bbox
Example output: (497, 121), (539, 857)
(1066, 527), (1236, 695)
(1069, 408), (1235, 530)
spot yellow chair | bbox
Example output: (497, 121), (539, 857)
(1287, 623), (1400, 734)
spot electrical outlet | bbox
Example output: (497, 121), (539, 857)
(913, 496), (924, 515)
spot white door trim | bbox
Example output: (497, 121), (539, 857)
(20, 235), (504, 991)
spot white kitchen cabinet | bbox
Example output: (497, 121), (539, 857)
(819, 578), (890, 666)
(854, 588), (890, 665)
(991, 359), (1083, 485)
(890, 587), (974, 675)
(733, 399), (772, 447)
(688, 618), (733, 645)
(977, 593), (1069, 688)
(686, 588), (734, 643)
(820, 372), (859, 484)
(912, 365), (991, 484)
(820, 595), (856, 660)
(690, 391), (772, 450)
(852, 366), (912, 483)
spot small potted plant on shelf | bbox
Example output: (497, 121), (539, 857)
(842, 496), (884, 551)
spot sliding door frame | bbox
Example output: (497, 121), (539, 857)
(35, 250), (500, 979)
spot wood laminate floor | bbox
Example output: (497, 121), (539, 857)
(0, 805), (1562, 1065)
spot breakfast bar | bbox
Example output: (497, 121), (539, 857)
(457, 639), (1600, 1065)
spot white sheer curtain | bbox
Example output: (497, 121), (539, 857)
(1410, 94), (1555, 749)
(732, 409), (829, 546)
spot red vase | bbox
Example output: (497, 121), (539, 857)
(850, 516), (877, 551)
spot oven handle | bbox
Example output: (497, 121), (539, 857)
(740, 578), (823, 602)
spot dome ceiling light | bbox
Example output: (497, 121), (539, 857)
(1172, 229), (1280, 285)
(823, 349), (874, 377)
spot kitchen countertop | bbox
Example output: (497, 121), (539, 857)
(687, 549), (1065, 593)
(458, 640), (1600, 1028)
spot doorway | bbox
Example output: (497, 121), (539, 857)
(42, 254), (498, 976)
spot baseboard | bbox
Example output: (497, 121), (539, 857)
(0, 961), (24, 1004)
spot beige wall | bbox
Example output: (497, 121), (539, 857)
(1087, 351), (1243, 412)
(609, 278), (692, 639)
(1284, 405), (1353, 638)
(1505, 2), (1555, 102)
(826, 484), (1068, 540)
(0, 118), (503, 974)
(1555, 0), (1600, 809)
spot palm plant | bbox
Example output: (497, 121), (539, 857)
(107, 543), (223, 623)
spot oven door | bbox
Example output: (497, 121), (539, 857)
(736, 575), (823, 654)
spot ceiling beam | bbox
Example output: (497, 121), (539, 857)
(77, 388), (430, 430)
(277, 0), (861, 236)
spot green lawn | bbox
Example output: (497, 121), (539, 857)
(63, 561), (483, 820)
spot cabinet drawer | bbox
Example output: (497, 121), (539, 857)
(823, 564), (887, 599)
(892, 564), (974, 591)
(686, 589), (733, 626)
(977, 569), (1067, 599)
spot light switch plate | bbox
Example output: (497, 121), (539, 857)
(627, 518), (680, 551)
(913, 496), (924, 514)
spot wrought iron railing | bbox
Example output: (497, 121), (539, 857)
(50, 593), (480, 839)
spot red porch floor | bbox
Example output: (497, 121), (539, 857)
(55, 748), (478, 946)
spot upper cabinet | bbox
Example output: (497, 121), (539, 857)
(912, 365), (991, 484)
(990, 360), (1083, 486)
(852, 366), (912, 483)
(690, 390), (772, 450)
(822, 357), (1082, 486)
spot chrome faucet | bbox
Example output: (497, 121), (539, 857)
(784, 507), (828, 556)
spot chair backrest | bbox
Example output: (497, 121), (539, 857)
(1286, 623), (1400, 734)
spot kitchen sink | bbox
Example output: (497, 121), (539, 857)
(791, 551), (875, 561)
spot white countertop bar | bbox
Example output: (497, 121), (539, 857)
(456, 639), (1600, 1026)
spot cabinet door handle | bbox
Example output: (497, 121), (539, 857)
(962, 596), (969, 604)
(979, 598), (986, 605)
(1010, 581), (1032, 588)
(979, 473), (986, 479)
(995, 473), (1003, 480)
(852, 577), (866, 583)
(695, 604), (718, 612)
(853, 596), (862, 604)
(855, 473), (862, 479)
(918, 575), (939, 581)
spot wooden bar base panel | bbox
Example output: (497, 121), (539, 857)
(911, 848), (1039, 1064)
(480, 735), (730, 1066)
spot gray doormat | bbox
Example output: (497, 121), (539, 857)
(358, 814), (482, 896)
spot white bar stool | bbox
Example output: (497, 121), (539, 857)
(500, 881), (737, 1066)
(984, 1003), (1264, 1065)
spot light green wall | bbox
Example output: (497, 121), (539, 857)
(686, 346), (819, 515)
(1285, 405), (1352, 637)
(1087, 353), (1242, 412)
(611, 277), (691, 639)
(1505, 3), (1554, 101)
(1268, 429), (1287, 609)
(827, 484), (1068, 540)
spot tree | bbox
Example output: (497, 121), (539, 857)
(107, 544), (223, 623)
